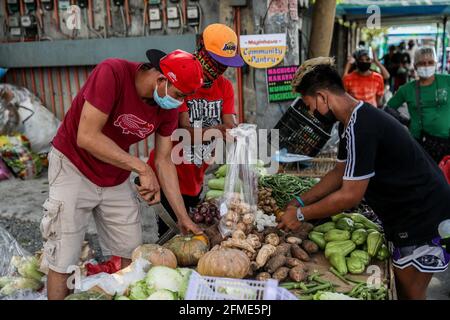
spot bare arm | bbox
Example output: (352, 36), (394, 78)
(154, 133), (203, 235)
(373, 48), (390, 80)
(285, 162), (345, 208)
(377, 95), (384, 108)
(77, 101), (159, 203)
(374, 60), (390, 80)
(279, 178), (370, 230)
(301, 179), (369, 220)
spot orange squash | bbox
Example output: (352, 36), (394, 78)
(131, 244), (177, 268)
(163, 235), (209, 267)
(197, 248), (250, 279)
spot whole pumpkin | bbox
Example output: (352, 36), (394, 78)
(163, 235), (209, 267)
(131, 244), (177, 268)
(197, 248), (250, 279)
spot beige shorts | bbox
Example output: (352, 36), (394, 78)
(40, 147), (142, 274)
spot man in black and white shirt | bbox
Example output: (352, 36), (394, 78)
(279, 57), (450, 300)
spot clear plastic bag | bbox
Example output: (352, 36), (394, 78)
(0, 226), (30, 277)
(0, 226), (47, 300)
(218, 124), (259, 237)
(0, 84), (60, 155)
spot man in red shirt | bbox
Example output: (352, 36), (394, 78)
(41, 49), (204, 299)
(343, 49), (388, 107)
(148, 24), (243, 237)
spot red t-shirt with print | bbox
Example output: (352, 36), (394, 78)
(343, 71), (384, 107)
(148, 75), (235, 196)
(52, 58), (178, 187)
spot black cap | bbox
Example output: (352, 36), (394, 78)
(145, 49), (167, 72)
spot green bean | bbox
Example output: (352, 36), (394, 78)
(329, 267), (350, 285)
(302, 283), (333, 294)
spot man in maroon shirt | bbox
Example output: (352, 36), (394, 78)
(41, 49), (204, 299)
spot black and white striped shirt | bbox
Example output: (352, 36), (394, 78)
(336, 102), (450, 246)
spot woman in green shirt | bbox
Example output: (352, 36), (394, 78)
(387, 47), (450, 163)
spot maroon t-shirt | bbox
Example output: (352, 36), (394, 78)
(52, 58), (178, 187)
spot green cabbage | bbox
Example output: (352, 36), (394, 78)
(128, 279), (150, 300)
(11, 256), (44, 282)
(145, 266), (183, 293)
(177, 268), (192, 300)
(147, 289), (177, 300)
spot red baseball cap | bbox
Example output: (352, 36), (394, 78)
(146, 49), (204, 95)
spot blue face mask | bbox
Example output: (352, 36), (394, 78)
(153, 81), (183, 110)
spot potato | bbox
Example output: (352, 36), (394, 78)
(301, 240), (319, 254)
(265, 255), (287, 273)
(265, 233), (280, 246)
(246, 234), (262, 249)
(285, 257), (306, 269)
(298, 222), (314, 233)
(286, 237), (302, 245)
(236, 222), (247, 232)
(272, 267), (290, 282)
(263, 227), (280, 236)
(274, 243), (292, 257)
(256, 244), (277, 268)
(243, 213), (255, 225)
(256, 272), (272, 282)
(291, 244), (310, 262)
(251, 231), (265, 243)
(232, 230), (246, 240)
(290, 230), (309, 240)
(204, 224), (224, 248)
(289, 266), (307, 282)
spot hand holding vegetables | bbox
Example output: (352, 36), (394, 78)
(178, 216), (203, 236)
(277, 205), (302, 232)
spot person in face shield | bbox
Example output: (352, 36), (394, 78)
(343, 49), (390, 108)
(387, 47), (450, 163)
(279, 57), (450, 300)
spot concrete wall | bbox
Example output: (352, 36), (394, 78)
(0, 0), (312, 143)
(238, 1), (312, 130)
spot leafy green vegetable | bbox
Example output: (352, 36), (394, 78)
(258, 174), (317, 208)
(147, 289), (177, 300)
(145, 266), (183, 293)
(0, 278), (43, 296)
(128, 280), (150, 300)
(177, 268), (192, 300)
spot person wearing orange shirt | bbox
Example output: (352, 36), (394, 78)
(343, 49), (389, 108)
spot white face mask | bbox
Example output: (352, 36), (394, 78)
(417, 66), (436, 78)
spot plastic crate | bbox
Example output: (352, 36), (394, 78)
(185, 271), (298, 300)
(269, 97), (332, 157)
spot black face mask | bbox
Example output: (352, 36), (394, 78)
(313, 95), (337, 127)
(357, 61), (371, 72)
(313, 109), (337, 127)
